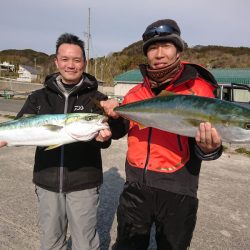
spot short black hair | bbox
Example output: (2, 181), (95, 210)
(56, 33), (86, 61)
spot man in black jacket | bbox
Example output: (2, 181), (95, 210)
(0, 33), (112, 250)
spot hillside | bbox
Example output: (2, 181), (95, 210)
(1, 42), (250, 84)
(0, 49), (55, 81)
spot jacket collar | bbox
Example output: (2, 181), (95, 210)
(44, 72), (99, 94)
(139, 62), (218, 88)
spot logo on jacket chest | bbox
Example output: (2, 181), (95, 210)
(73, 105), (85, 111)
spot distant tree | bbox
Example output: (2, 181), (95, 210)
(1, 44), (250, 83)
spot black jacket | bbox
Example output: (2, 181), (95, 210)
(17, 72), (111, 193)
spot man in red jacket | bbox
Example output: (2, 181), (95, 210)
(102, 19), (223, 249)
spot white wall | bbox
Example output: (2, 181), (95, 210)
(98, 86), (114, 95)
(114, 83), (138, 96)
(17, 66), (37, 82)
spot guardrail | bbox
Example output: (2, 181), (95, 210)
(0, 90), (15, 99)
(0, 79), (42, 94)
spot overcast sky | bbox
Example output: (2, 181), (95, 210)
(1, 0), (249, 58)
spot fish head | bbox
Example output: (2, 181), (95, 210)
(226, 121), (250, 143)
(65, 113), (109, 141)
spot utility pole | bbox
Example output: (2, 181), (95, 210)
(100, 62), (104, 81)
(85, 8), (91, 73)
(94, 58), (97, 79)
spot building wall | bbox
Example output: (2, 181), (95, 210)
(98, 86), (114, 95)
(17, 66), (37, 82)
(114, 83), (138, 96)
(234, 89), (250, 102)
(0, 62), (15, 71)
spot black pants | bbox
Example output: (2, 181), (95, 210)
(112, 182), (198, 250)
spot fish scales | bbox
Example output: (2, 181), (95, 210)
(0, 113), (108, 147)
(115, 94), (250, 143)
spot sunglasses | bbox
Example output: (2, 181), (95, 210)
(142, 25), (178, 42)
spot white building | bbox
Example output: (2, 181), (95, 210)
(113, 69), (141, 96)
(0, 61), (15, 71)
(17, 65), (38, 82)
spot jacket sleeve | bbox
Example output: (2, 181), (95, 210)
(86, 91), (113, 148)
(16, 93), (39, 118)
(109, 117), (130, 139)
(88, 138), (112, 149)
(194, 144), (223, 161)
(108, 92), (131, 139)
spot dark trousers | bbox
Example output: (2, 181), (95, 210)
(112, 182), (198, 250)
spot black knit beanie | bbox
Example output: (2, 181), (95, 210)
(142, 19), (184, 55)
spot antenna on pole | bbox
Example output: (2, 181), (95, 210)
(85, 8), (91, 73)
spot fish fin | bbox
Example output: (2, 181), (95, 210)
(157, 90), (177, 97)
(43, 124), (63, 131)
(185, 118), (203, 127)
(134, 122), (146, 130)
(22, 114), (36, 118)
(44, 144), (62, 151)
(15, 114), (36, 120)
(90, 97), (106, 115)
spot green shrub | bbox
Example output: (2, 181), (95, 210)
(235, 147), (250, 157)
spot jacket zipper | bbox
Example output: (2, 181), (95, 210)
(177, 135), (183, 151)
(142, 128), (152, 184)
(51, 76), (87, 193)
(59, 94), (69, 193)
(59, 147), (64, 193)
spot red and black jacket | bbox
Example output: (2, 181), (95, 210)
(112, 62), (223, 197)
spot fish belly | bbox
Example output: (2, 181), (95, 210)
(125, 112), (197, 137)
(0, 127), (74, 146)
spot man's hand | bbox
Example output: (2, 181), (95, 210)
(195, 122), (222, 154)
(95, 128), (112, 142)
(0, 141), (7, 148)
(100, 99), (120, 119)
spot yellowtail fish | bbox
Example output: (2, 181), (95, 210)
(114, 94), (250, 143)
(0, 113), (108, 149)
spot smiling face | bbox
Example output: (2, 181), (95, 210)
(55, 43), (86, 84)
(146, 42), (180, 69)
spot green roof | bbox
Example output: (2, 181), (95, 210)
(114, 68), (250, 84)
(114, 69), (143, 83)
(210, 69), (250, 84)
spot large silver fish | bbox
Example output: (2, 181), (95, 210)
(0, 113), (109, 149)
(115, 94), (250, 143)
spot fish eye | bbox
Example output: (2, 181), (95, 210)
(244, 123), (250, 130)
(85, 116), (93, 121)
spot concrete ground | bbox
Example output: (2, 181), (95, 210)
(0, 116), (249, 249)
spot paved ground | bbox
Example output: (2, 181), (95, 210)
(0, 115), (250, 249)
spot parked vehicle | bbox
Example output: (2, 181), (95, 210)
(217, 83), (250, 109)
(108, 94), (124, 104)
